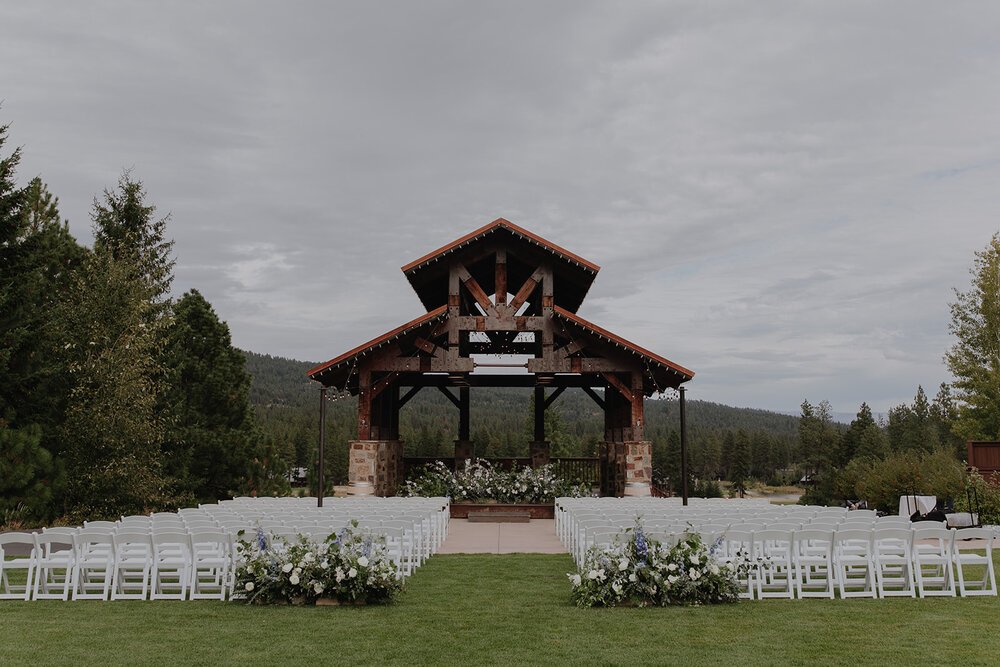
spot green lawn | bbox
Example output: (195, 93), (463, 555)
(2, 553), (999, 666)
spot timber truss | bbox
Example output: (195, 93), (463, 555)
(308, 218), (694, 497)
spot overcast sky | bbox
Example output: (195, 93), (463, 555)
(3, 2), (999, 415)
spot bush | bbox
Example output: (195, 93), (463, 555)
(568, 523), (741, 607)
(233, 522), (402, 605)
(692, 479), (723, 498)
(957, 469), (1000, 525)
(400, 459), (593, 503)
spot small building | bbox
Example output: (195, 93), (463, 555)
(308, 218), (694, 496)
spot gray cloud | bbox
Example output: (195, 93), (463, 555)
(2, 1), (999, 414)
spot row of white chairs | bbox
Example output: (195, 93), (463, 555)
(580, 524), (995, 599)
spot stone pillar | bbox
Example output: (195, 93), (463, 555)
(348, 440), (378, 496)
(623, 440), (653, 496)
(375, 440), (404, 496)
(530, 440), (551, 468)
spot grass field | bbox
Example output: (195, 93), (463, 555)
(2, 553), (999, 666)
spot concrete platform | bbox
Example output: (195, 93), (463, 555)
(439, 518), (566, 554)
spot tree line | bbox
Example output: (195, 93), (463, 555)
(0, 121), (288, 525)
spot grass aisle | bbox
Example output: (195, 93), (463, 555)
(2, 553), (999, 666)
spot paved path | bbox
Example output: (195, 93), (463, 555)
(438, 518), (566, 554)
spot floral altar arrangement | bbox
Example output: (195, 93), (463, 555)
(568, 523), (744, 607)
(400, 458), (592, 503)
(233, 522), (403, 605)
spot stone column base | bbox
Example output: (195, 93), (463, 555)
(349, 440), (403, 496)
(623, 440), (653, 496)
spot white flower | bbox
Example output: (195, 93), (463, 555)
(612, 582), (622, 594)
(357, 556), (369, 567)
(282, 562), (293, 573)
(689, 555), (700, 565)
(569, 573), (582, 587)
(597, 569), (606, 581)
(689, 568), (700, 580)
(618, 558), (629, 571)
(314, 582), (324, 594)
(293, 567), (302, 575)
(335, 568), (345, 582)
(348, 568), (358, 578)
(320, 560), (329, 570)
(290, 574), (300, 585)
(587, 569), (599, 580)
(710, 563), (720, 575)
(304, 552), (315, 563)
(245, 582), (255, 592)
(667, 574), (678, 584)
(667, 563), (678, 572)
(628, 573), (637, 582)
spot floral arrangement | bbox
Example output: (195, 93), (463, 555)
(233, 522), (402, 605)
(400, 458), (593, 503)
(568, 523), (742, 607)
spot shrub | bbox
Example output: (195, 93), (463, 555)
(568, 523), (741, 607)
(401, 459), (593, 503)
(232, 522), (403, 605)
(956, 469), (1000, 525)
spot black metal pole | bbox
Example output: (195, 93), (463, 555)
(679, 386), (689, 506)
(318, 386), (327, 508)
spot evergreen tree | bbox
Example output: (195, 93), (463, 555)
(946, 232), (1000, 441)
(930, 383), (964, 459)
(730, 429), (751, 496)
(162, 289), (281, 502)
(52, 250), (170, 520)
(0, 425), (58, 522)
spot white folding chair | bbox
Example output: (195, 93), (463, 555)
(718, 529), (756, 600)
(792, 529), (835, 599)
(755, 529), (794, 599)
(111, 531), (153, 600)
(0, 532), (38, 600)
(873, 527), (915, 598)
(189, 530), (231, 600)
(151, 531), (192, 600)
(953, 527), (997, 597)
(31, 532), (75, 601)
(912, 526), (955, 597)
(834, 529), (876, 598)
(71, 530), (115, 600)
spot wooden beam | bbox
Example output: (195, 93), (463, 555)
(534, 386), (545, 441)
(437, 386), (461, 409)
(370, 372), (398, 400)
(544, 385), (566, 409)
(509, 267), (544, 313)
(398, 385), (423, 408)
(601, 372), (634, 404)
(413, 336), (442, 357)
(495, 249), (507, 306)
(456, 263), (494, 314)
(582, 386), (605, 410)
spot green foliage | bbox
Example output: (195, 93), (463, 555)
(946, 232), (1000, 441)
(569, 525), (740, 607)
(0, 424), (59, 524)
(839, 448), (966, 513)
(162, 290), (289, 502)
(956, 469), (1000, 525)
(52, 250), (171, 520)
(400, 459), (590, 503)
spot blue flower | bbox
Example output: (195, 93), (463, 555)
(256, 527), (268, 552)
(635, 528), (648, 560)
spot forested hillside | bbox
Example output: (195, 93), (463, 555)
(243, 350), (802, 490)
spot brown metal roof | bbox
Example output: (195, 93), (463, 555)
(307, 305), (448, 382)
(553, 306), (695, 382)
(401, 218), (601, 274)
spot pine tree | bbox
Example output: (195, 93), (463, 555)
(162, 289), (285, 502)
(945, 234), (1000, 441)
(730, 429), (751, 496)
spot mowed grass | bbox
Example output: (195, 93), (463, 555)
(2, 553), (1000, 666)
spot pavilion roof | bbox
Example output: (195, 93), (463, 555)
(401, 218), (600, 313)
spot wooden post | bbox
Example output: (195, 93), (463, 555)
(318, 386), (326, 508)
(459, 386), (470, 442)
(534, 385), (545, 442)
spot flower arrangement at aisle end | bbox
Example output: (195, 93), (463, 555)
(400, 458), (594, 503)
(233, 522), (403, 605)
(568, 522), (742, 607)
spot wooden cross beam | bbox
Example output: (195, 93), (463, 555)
(456, 263), (494, 314)
(509, 267), (545, 313)
(413, 336), (442, 357)
(544, 385), (566, 409)
(398, 385), (423, 408)
(582, 386), (605, 410)
(437, 386), (461, 409)
(601, 372), (634, 404)
(495, 248), (507, 305)
(370, 372), (399, 399)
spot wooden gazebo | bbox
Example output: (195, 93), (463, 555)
(308, 218), (694, 497)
